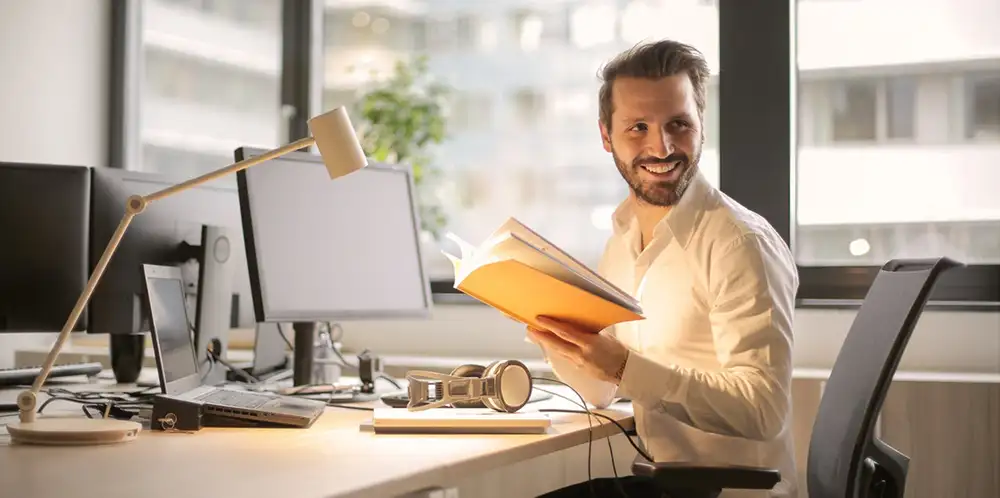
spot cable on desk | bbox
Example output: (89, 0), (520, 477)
(207, 348), (259, 384)
(327, 404), (374, 411)
(378, 375), (401, 390)
(533, 387), (631, 498)
(36, 394), (148, 420)
(532, 378), (599, 497)
(323, 322), (405, 389)
(277, 323), (294, 351)
(539, 407), (651, 463)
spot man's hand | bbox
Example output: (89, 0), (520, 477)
(527, 316), (630, 384)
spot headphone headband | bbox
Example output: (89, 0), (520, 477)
(404, 361), (532, 413)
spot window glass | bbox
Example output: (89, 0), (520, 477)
(796, 0), (1000, 265)
(321, 0), (720, 279)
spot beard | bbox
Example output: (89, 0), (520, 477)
(612, 143), (700, 207)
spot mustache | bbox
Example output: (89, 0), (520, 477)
(633, 153), (688, 168)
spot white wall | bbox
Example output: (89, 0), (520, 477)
(0, 0), (110, 367)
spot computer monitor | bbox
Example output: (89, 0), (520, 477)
(90, 168), (255, 382)
(89, 168), (256, 334)
(235, 147), (432, 322)
(235, 146), (432, 386)
(0, 162), (91, 333)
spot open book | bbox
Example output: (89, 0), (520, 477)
(442, 217), (643, 333)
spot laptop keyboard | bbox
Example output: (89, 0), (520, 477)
(195, 389), (274, 409)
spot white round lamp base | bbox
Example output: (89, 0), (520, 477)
(7, 418), (142, 445)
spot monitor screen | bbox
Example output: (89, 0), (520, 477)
(145, 267), (200, 393)
(0, 162), (90, 333)
(236, 148), (432, 322)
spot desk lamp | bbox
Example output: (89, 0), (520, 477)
(7, 106), (367, 445)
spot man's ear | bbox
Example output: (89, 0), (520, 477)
(599, 120), (612, 153)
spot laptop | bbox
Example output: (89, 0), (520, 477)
(142, 264), (325, 428)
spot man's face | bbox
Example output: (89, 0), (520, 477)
(600, 74), (703, 207)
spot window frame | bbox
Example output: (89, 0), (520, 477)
(111, 0), (1000, 309)
(721, 0), (998, 310)
(108, 0), (316, 172)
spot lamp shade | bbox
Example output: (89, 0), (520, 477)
(308, 106), (368, 179)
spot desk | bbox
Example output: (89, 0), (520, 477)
(0, 374), (636, 498)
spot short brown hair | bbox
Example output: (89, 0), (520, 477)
(598, 40), (710, 131)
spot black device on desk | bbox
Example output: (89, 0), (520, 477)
(234, 147), (433, 391)
(142, 264), (325, 430)
(0, 162), (92, 333)
(89, 168), (256, 384)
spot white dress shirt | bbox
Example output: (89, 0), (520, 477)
(544, 171), (799, 498)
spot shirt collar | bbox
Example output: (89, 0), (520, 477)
(610, 170), (710, 250)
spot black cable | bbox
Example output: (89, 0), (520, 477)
(532, 378), (653, 462)
(277, 323), (294, 351)
(378, 374), (401, 390)
(328, 404), (374, 411)
(199, 357), (216, 383)
(323, 322), (405, 389)
(540, 408), (652, 463)
(207, 348), (259, 384)
(533, 385), (629, 498)
(532, 377), (596, 497)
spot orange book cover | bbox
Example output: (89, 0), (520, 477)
(442, 218), (644, 333)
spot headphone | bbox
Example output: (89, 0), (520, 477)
(405, 360), (533, 413)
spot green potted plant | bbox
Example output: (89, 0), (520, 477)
(351, 56), (451, 241)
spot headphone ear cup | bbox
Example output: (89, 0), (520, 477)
(488, 360), (532, 413)
(449, 364), (487, 408)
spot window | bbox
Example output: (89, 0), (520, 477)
(795, 0), (1000, 272)
(322, 2), (719, 282)
(966, 72), (1000, 141)
(885, 77), (917, 140)
(131, 0), (283, 184)
(831, 80), (878, 142)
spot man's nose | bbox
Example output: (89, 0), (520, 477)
(645, 129), (673, 158)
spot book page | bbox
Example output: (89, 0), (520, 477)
(486, 233), (642, 313)
(489, 218), (640, 310)
(442, 231), (508, 284)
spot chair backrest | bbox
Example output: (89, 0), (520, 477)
(805, 257), (962, 498)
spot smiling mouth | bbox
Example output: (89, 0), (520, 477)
(640, 161), (681, 175)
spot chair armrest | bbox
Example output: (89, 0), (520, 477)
(632, 461), (781, 491)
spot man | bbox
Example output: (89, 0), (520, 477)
(530, 40), (799, 498)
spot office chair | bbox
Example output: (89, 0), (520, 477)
(631, 257), (963, 498)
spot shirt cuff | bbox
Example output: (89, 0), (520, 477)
(616, 351), (680, 409)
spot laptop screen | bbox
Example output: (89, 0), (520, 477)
(144, 265), (201, 394)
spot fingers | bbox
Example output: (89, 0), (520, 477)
(527, 326), (580, 356)
(535, 316), (588, 348)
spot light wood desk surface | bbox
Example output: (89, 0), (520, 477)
(0, 374), (635, 498)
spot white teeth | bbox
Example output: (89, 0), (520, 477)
(643, 162), (679, 174)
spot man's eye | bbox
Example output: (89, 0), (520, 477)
(630, 123), (648, 132)
(671, 120), (690, 130)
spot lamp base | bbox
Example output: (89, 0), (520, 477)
(7, 418), (142, 445)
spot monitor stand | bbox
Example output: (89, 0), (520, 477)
(292, 322), (316, 386)
(190, 225), (235, 385)
(110, 293), (150, 383)
(290, 322), (382, 402)
(109, 224), (235, 385)
(109, 333), (145, 384)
